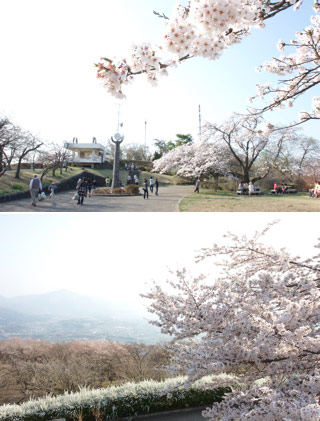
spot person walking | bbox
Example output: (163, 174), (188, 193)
(48, 182), (57, 198)
(155, 178), (159, 195)
(194, 179), (200, 193)
(149, 176), (155, 193)
(92, 178), (97, 192)
(105, 177), (110, 187)
(29, 175), (42, 206)
(77, 178), (88, 205)
(76, 178), (82, 189)
(87, 179), (92, 197)
(143, 178), (149, 199)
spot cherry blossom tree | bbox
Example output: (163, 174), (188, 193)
(270, 136), (320, 186)
(142, 224), (320, 420)
(204, 114), (294, 183)
(96, 1), (306, 99)
(252, 11), (320, 124)
(152, 141), (232, 182)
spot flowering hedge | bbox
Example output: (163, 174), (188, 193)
(0, 376), (231, 421)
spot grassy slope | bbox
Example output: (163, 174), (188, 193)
(0, 168), (185, 196)
(140, 171), (190, 185)
(179, 190), (320, 212)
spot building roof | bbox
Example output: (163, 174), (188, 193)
(65, 142), (105, 150)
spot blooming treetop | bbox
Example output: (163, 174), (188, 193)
(96, 0), (302, 99)
(252, 12), (320, 124)
(142, 224), (320, 420)
(152, 141), (230, 179)
(203, 113), (294, 183)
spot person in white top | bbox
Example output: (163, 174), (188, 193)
(248, 182), (255, 195)
(29, 175), (42, 206)
(149, 176), (155, 193)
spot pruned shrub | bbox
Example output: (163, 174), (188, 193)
(112, 187), (126, 194)
(93, 187), (111, 195)
(125, 184), (140, 195)
(0, 377), (232, 421)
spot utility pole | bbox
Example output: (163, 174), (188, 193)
(117, 103), (121, 132)
(144, 121), (147, 149)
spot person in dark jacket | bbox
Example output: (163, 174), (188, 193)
(77, 178), (88, 205)
(155, 178), (159, 195)
(143, 178), (149, 199)
(87, 179), (92, 196)
(194, 179), (200, 193)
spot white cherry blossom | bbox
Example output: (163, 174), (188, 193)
(142, 225), (320, 420)
(96, 1), (303, 98)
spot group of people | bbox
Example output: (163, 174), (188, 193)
(309, 181), (320, 198)
(238, 181), (256, 195)
(127, 174), (139, 185)
(143, 176), (159, 199)
(125, 163), (140, 171)
(274, 182), (288, 194)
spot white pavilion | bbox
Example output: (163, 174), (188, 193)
(64, 138), (110, 168)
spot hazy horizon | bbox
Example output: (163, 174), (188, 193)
(0, 213), (318, 304)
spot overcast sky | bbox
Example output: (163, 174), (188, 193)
(0, 0), (317, 149)
(0, 213), (318, 312)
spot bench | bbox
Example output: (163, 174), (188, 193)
(270, 187), (297, 194)
(237, 188), (263, 195)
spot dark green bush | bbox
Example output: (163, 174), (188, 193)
(12, 184), (24, 191)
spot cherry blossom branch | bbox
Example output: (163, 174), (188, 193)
(96, 0), (301, 99)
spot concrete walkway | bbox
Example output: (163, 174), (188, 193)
(0, 185), (193, 213)
(128, 407), (206, 420)
(51, 407), (206, 421)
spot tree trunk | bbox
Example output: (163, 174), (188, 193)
(213, 174), (219, 191)
(243, 168), (250, 184)
(0, 148), (3, 173)
(52, 168), (56, 177)
(15, 157), (23, 179)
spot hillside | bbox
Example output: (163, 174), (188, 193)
(0, 290), (164, 344)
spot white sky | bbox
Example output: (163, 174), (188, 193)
(0, 213), (318, 312)
(0, 0), (318, 150)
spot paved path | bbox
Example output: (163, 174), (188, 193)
(129, 407), (205, 420)
(0, 185), (193, 213)
(51, 407), (205, 421)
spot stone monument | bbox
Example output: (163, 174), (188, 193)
(111, 132), (124, 189)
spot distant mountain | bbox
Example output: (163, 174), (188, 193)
(0, 291), (164, 344)
(0, 289), (147, 319)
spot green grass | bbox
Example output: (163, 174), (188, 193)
(141, 171), (191, 186)
(179, 190), (320, 212)
(0, 168), (83, 195)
